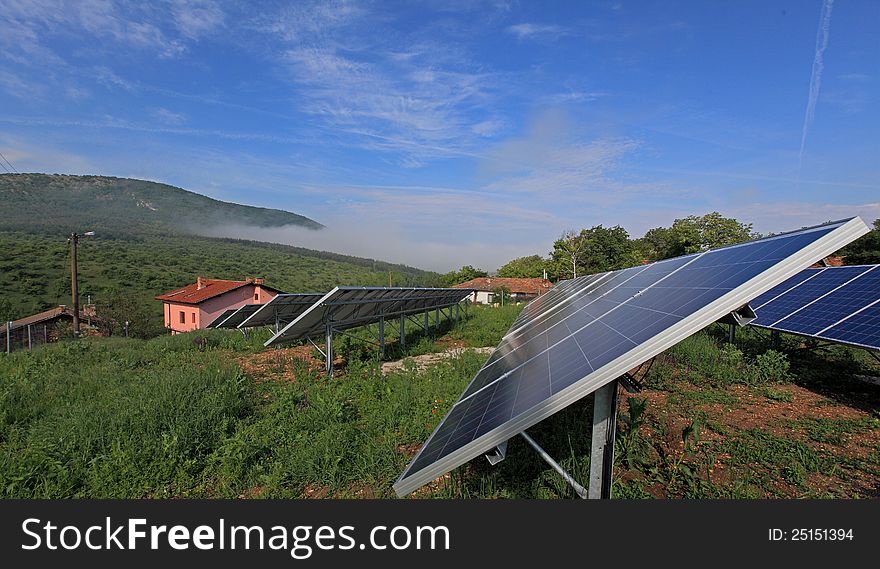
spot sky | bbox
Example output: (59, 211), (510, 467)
(0, 0), (878, 272)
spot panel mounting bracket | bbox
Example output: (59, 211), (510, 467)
(484, 440), (508, 465)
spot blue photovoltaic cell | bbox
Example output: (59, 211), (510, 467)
(749, 269), (820, 310)
(821, 303), (880, 349)
(396, 221), (856, 491)
(750, 265), (880, 350)
(772, 266), (879, 335)
(750, 266), (868, 327)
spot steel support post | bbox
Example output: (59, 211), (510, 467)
(399, 315), (405, 348)
(379, 315), (385, 358)
(771, 329), (780, 349)
(435, 307), (440, 328)
(6, 321), (11, 354)
(27, 325), (32, 351)
(588, 380), (619, 499)
(728, 322), (736, 344)
(424, 311), (429, 335)
(325, 324), (334, 376)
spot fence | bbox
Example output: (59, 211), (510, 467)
(1, 321), (53, 353)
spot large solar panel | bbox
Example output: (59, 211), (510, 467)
(237, 293), (327, 329)
(265, 287), (474, 346)
(393, 217), (869, 496)
(750, 264), (880, 350)
(212, 304), (262, 329)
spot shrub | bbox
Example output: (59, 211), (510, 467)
(753, 350), (792, 384)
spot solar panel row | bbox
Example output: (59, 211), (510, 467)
(750, 264), (880, 350)
(265, 287), (473, 346)
(393, 217), (870, 496)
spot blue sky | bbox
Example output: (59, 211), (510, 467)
(0, 0), (877, 271)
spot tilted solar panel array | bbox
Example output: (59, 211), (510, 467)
(265, 287), (474, 346)
(238, 293), (327, 329)
(393, 217), (870, 496)
(750, 264), (880, 350)
(212, 304), (262, 329)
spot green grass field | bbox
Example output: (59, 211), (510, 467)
(1, 303), (878, 499)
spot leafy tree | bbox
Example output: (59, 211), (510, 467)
(839, 218), (880, 264)
(640, 212), (755, 260)
(497, 255), (547, 278)
(99, 289), (166, 339)
(0, 298), (14, 323)
(440, 265), (488, 286)
(550, 229), (588, 279)
(550, 225), (638, 279)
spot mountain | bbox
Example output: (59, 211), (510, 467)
(0, 174), (439, 330)
(0, 173), (324, 235)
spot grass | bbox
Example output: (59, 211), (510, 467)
(1, 310), (878, 499)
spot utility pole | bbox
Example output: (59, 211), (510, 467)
(389, 271), (392, 287)
(69, 232), (80, 339)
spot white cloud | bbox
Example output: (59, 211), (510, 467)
(506, 23), (569, 41)
(170, 0), (225, 40)
(150, 107), (187, 125)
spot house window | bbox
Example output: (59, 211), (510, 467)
(191, 312), (196, 324)
(254, 293), (259, 301)
(179, 311), (185, 324)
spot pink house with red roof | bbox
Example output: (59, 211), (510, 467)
(155, 277), (283, 334)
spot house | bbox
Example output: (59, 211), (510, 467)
(155, 277), (284, 334)
(453, 277), (553, 305)
(1, 304), (103, 351)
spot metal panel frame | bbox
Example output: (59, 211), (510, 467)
(393, 217), (869, 496)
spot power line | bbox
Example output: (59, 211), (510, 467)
(0, 151), (18, 173)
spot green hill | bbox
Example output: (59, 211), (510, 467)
(0, 174), (439, 333)
(0, 173), (324, 235)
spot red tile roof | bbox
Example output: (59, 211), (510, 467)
(155, 277), (282, 305)
(453, 277), (552, 295)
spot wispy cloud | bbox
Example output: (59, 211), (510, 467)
(170, 0), (226, 40)
(797, 0), (834, 176)
(506, 23), (569, 41)
(272, 11), (504, 165)
(150, 107), (187, 125)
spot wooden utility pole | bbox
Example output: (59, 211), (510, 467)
(69, 233), (80, 339)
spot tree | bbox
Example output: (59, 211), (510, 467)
(551, 229), (588, 279)
(439, 265), (488, 287)
(640, 212), (755, 260)
(550, 225), (638, 279)
(497, 255), (547, 278)
(0, 298), (14, 323)
(840, 218), (880, 264)
(99, 289), (165, 339)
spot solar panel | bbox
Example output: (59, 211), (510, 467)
(237, 293), (327, 329)
(393, 217), (869, 496)
(213, 304), (262, 329)
(265, 287), (474, 346)
(205, 309), (238, 329)
(751, 264), (880, 350)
